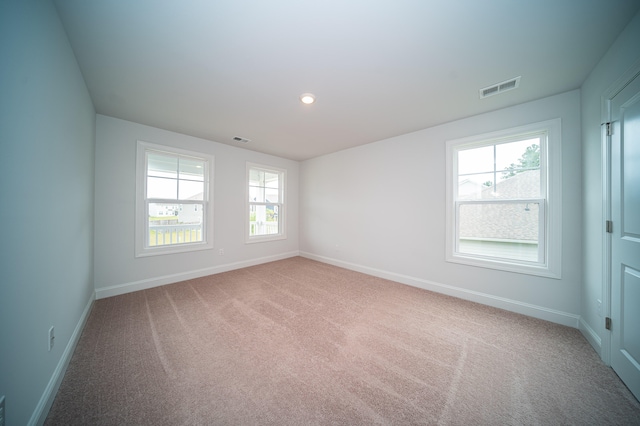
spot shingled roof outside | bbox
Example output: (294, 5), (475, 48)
(459, 170), (540, 242)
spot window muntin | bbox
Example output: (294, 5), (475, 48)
(456, 135), (545, 263)
(247, 163), (286, 243)
(146, 152), (205, 201)
(446, 119), (561, 278)
(136, 141), (213, 257)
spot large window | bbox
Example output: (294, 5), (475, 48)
(246, 163), (286, 243)
(136, 141), (213, 257)
(445, 119), (561, 278)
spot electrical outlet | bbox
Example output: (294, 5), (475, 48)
(219, 248), (224, 256)
(48, 326), (55, 351)
(0, 395), (5, 426)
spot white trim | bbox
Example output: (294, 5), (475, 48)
(599, 57), (640, 366)
(135, 141), (214, 257)
(600, 57), (640, 123)
(245, 162), (287, 244)
(601, 121), (612, 365)
(579, 316), (602, 357)
(95, 251), (300, 299)
(300, 251), (579, 328)
(30, 293), (95, 426)
(445, 118), (562, 279)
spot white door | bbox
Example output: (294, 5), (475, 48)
(610, 72), (640, 401)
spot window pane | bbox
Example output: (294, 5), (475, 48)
(490, 169), (540, 199)
(148, 203), (203, 247)
(147, 176), (177, 199)
(458, 146), (494, 175)
(176, 203), (203, 224)
(458, 139), (541, 200)
(265, 187), (279, 203)
(265, 172), (280, 188)
(149, 202), (179, 218)
(148, 153), (177, 178)
(249, 169), (264, 187)
(458, 202), (539, 261)
(458, 169), (540, 200)
(179, 180), (204, 200)
(249, 186), (264, 202)
(458, 173), (495, 200)
(249, 204), (279, 236)
(179, 158), (205, 181)
(247, 165), (285, 241)
(495, 138), (540, 172)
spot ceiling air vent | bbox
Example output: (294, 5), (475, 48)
(479, 76), (521, 99)
(232, 136), (251, 144)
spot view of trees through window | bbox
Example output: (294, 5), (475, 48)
(456, 136), (544, 263)
(447, 119), (560, 277)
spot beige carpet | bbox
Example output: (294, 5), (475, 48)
(46, 257), (640, 425)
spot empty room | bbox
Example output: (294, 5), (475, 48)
(2, 0), (640, 424)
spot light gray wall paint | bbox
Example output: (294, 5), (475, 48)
(0, 2), (96, 425)
(580, 11), (640, 354)
(300, 90), (582, 324)
(94, 115), (299, 295)
(1, 3), (635, 423)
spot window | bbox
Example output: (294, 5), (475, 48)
(246, 163), (286, 243)
(135, 141), (213, 257)
(445, 119), (561, 278)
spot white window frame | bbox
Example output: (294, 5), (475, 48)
(445, 119), (562, 278)
(246, 162), (286, 244)
(135, 141), (214, 257)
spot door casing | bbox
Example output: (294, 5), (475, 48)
(600, 57), (640, 366)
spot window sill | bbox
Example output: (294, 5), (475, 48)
(245, 234), (287, 244)
(135, 241), (213, 258)
(446, 253), (561, 279)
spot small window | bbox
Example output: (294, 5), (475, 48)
(246, 163), (286, 243)
(445, 119), (562, 278)
(135, 141), (213, 257)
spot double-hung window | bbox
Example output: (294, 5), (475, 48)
(445, 119), (561, 278)
(136, 141), (213, 257)
(246, 163), (286, 243)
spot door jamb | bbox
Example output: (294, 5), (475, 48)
(600, 57), (640, 366)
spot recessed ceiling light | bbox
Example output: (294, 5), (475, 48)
(300, 93), (316, 104)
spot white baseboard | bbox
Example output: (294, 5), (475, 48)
(300, 251), (581, 328)
(579, 316), (602, 356)
(30, 292), (95, 426)
(28, 251), (586, 425)
(95, 251), (300, 299)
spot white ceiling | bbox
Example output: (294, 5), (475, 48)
(54, 0), (640, 161)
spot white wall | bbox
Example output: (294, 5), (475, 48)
(300, 90), (582, 326)
(0, 2), (96, 425)
(94, 115), (299, 297)
(580, 11), (640, 355)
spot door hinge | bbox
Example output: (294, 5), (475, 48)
(605, 317), (612, 330)
(606, 122), (613, 136)
(606, 220), (613, 233)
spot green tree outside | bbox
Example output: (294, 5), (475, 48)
(502, 144), (540, 179)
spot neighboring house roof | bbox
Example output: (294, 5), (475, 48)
(460, 170), (540, 242)
(186, 192), (204, 201)
(480, 169), (540, 200)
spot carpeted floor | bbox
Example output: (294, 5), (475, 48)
(46, 257), (640, 425)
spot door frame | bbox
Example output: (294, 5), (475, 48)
(600, 57), (640, 365)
